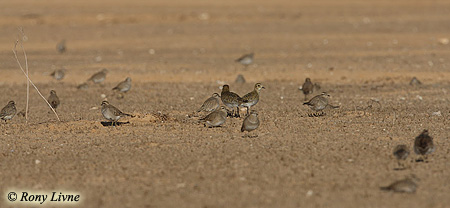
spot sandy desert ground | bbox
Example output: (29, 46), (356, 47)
(0, 0), (450, 207)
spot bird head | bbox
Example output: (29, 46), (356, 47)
(255, 83), (265, 91)
(222, 85), (230, 92)
(101, 101), (109, 107)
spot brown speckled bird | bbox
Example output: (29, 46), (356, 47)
(414, 130), (435, 161)
(221, 85), (243, 118)
(301, 78), (314, 101)
(0, 101), (16, 122)
(197, 93), (221, 113)
(200, 106), (228, 127)
(101, 101), (133, 126)
(47, 90), (60, 110)
(241, 83), (265, 116)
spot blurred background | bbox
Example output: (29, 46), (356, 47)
(0, 0), (449, 85)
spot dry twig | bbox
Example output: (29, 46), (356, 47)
(12, 27), (61, 122)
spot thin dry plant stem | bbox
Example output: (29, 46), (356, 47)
(12, 35), (61, 122)
(18, 27), (30, 122)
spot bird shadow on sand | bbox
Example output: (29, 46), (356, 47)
(100, 121), (130, 127)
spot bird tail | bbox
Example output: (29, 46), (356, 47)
(123, 113), (135, 118)
(241, 126), (245, 132)
(303, 102), (310, 105)
(328, 105), (340, 109)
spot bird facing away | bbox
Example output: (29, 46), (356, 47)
(197, 93), (221, 113)
(235, 53), (254, 68)
(0, 101), (16, 122)
(414, 130), (435, 159)
(301, 78), (314, 101)
(112, 77), (132, 93)
(47, 90), (60, 110)
(88, 68), (108, 84)
(200, 106), (228, 127)
(241, 83), (265, 116)
(221, 85), (243, 118)
(303, 92), (331, 111)
(56, 40), (66, 54)
(380, 178), (418, 193)
(50, 69), (65, 80)
(241, 110), (260, 132)
(101, 101), (133, 126)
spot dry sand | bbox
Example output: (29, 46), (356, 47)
(0, 0), (449, 207)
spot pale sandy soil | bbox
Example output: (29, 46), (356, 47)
(0, 0), (449, 207)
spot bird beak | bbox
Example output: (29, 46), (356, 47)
(262, 86), (266, 89)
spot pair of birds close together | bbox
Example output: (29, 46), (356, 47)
(381, 130), (436, 193)
(76, 68), (132, 92)
(300, 78), (338, 113)
(86, 69), (132, 95)
(392, 129), (436, 165)
(197, 83), (265, 132)
(0, 90), (61, 122)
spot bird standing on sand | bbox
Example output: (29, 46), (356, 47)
(241, 110), (260, 133)
(197, 93), (221, 113)
(200, 106), (228, 127)
(112, 77), (132, 93)
(47, 90), (60, 110)
(101, 101), (133, 126)
(0, 101), (16, 122)
(88, 68), (108, 84)
(301, 78), (314, 101)
(414, 129), (435, 161)
(221, 85), (243, 118)
(241, 83), (265, 116)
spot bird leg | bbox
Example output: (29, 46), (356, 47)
(235, 107), (240, 118)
